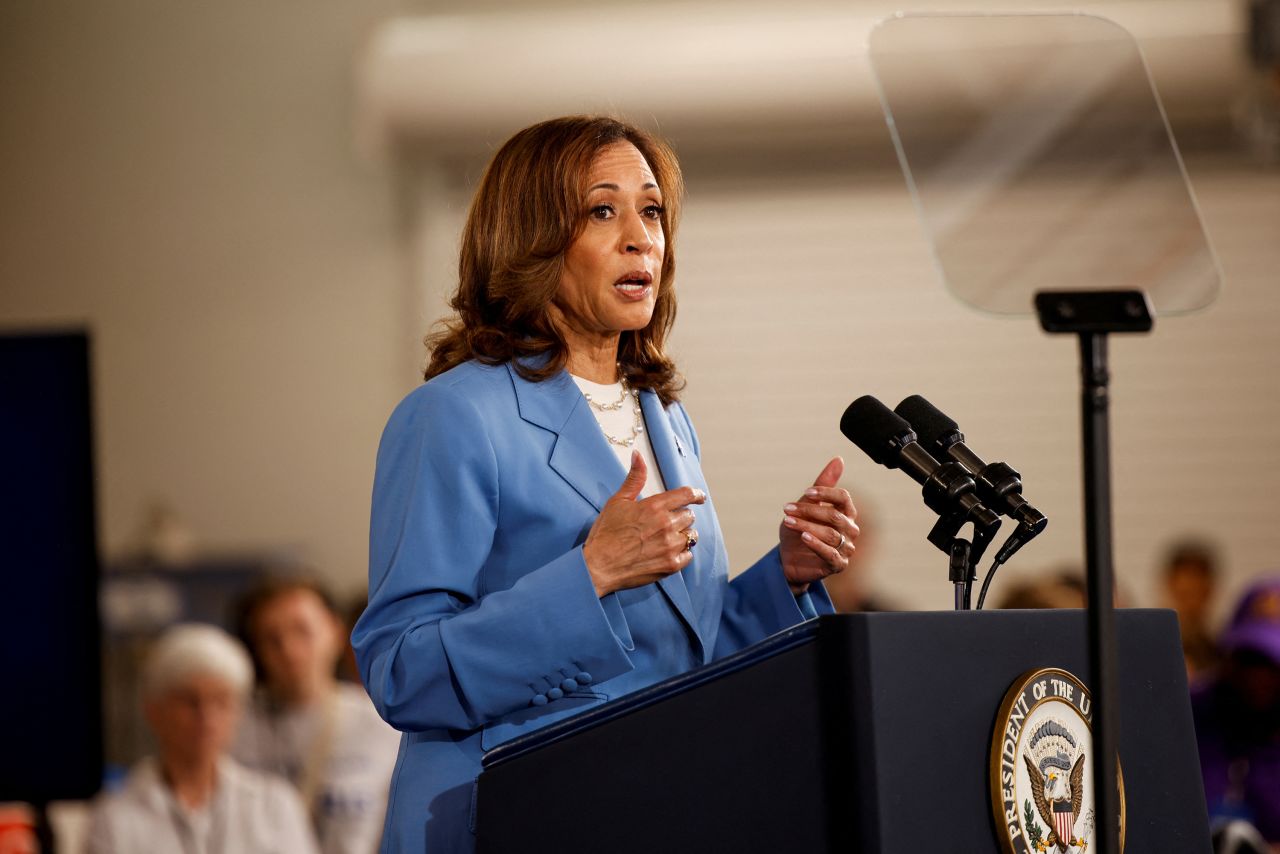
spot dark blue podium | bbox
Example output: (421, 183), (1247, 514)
(475, 610), (1210, 853)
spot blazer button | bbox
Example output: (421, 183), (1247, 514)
(560, 678), (578, 693)
(531, 693), (548, 706)
(547, 687), (564, 700)
(575, 672), (593, 685)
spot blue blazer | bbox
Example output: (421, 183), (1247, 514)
(353, 359), (832, 853)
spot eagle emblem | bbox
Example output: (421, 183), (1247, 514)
(990, 668), (1122, 853)
(1023, 718), (1086, 852)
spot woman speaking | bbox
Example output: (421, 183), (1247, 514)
(352, 115), (860, 853)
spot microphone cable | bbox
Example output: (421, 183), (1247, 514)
(975, 553), (1005, 611)
(976, 518), (1039, 609)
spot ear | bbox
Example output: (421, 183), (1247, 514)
(142, 697), (160, 729)
(142, 695), (171, 740)
(225, 695), (245, 728)
(324, 609), (348, 663)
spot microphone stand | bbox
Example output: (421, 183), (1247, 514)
(949, 539), (970, 611)
(920, 462), (1000, 611)
(1035, 289), (1153, 854)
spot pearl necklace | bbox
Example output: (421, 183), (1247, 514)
(583, 381), (644, 448)
(582, 383), (630, 412)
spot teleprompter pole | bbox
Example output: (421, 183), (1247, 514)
(1036, 290), (1152, 854)
(1080, 331), (1120, 854)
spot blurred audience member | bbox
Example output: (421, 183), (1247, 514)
(1162, 539), (1223, 678)
(87, 623), (318, 854)
(233, 578), (400, 854)
(1192, 576), (1280, 847)
(1053, 569), (1089, 606)
(822, 495), (895, 612)
(995, 569), (1088, 610)
(1211, 818), (1272, 854)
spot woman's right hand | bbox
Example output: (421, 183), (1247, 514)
(583, 451), (706, 598)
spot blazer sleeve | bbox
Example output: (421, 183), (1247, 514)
(667, 402), (835, 659)
(353, 382), (635, 733)
(715, 546), (834, 658)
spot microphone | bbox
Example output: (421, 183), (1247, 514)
(893, 395), (1048, 538)
(840, 396), (999, 529)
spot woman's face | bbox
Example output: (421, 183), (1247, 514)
(249, 588), (342, 705)
(553, 141), (666, 348)
(145, 673), (242, 767)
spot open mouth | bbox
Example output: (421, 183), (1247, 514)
(614, 271), (653, 295)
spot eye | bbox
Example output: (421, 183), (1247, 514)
(642, 204), (664, 220)
(588, 204), (615, 221)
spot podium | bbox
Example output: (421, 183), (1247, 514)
(475, 610), (1210, 853)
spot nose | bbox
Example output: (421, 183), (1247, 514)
(621, 210), (655, 254)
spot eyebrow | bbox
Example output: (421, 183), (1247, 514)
(588, 182), (659, 192)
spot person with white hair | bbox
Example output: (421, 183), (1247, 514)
(87, 623), (319, 854)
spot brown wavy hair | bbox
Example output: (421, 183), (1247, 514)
(423, 115), (685, 405)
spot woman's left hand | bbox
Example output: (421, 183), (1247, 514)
(779, 457), (859, 595)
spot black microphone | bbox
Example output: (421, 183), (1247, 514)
(893, 395), (1048, 539)
(840, 396), (999, 529)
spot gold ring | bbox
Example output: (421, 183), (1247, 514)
(685, 528), (698, 551)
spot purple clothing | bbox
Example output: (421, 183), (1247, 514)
(1191, 678), (1280, 842)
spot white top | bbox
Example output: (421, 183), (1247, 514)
(86, 756), (319, 854)
(571, 375), (667, 498)
(230, 682), (401, 854)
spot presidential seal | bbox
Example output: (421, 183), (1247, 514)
(989, 667), (1125, 853)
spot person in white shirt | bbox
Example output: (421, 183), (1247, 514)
(87, 623), (318, 854)
(232, 578), (400, 854)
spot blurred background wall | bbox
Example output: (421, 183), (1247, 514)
(0, 2), (414, 594)
(2, 0), (1277, 618)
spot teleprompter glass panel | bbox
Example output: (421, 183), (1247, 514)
(868, 13), (1221, 316)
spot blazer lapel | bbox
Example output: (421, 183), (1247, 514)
(640, 390), (713, 660)
(508, 362), (709, 657)
(509, 363), (619, 512)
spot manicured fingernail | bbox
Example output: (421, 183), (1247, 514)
(804, 488), (819, 497)
(693, 489), (706, 501)
(801, 531), (814, 541)
(783, 516), (797, 526)
(784, 503), (797, 512)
